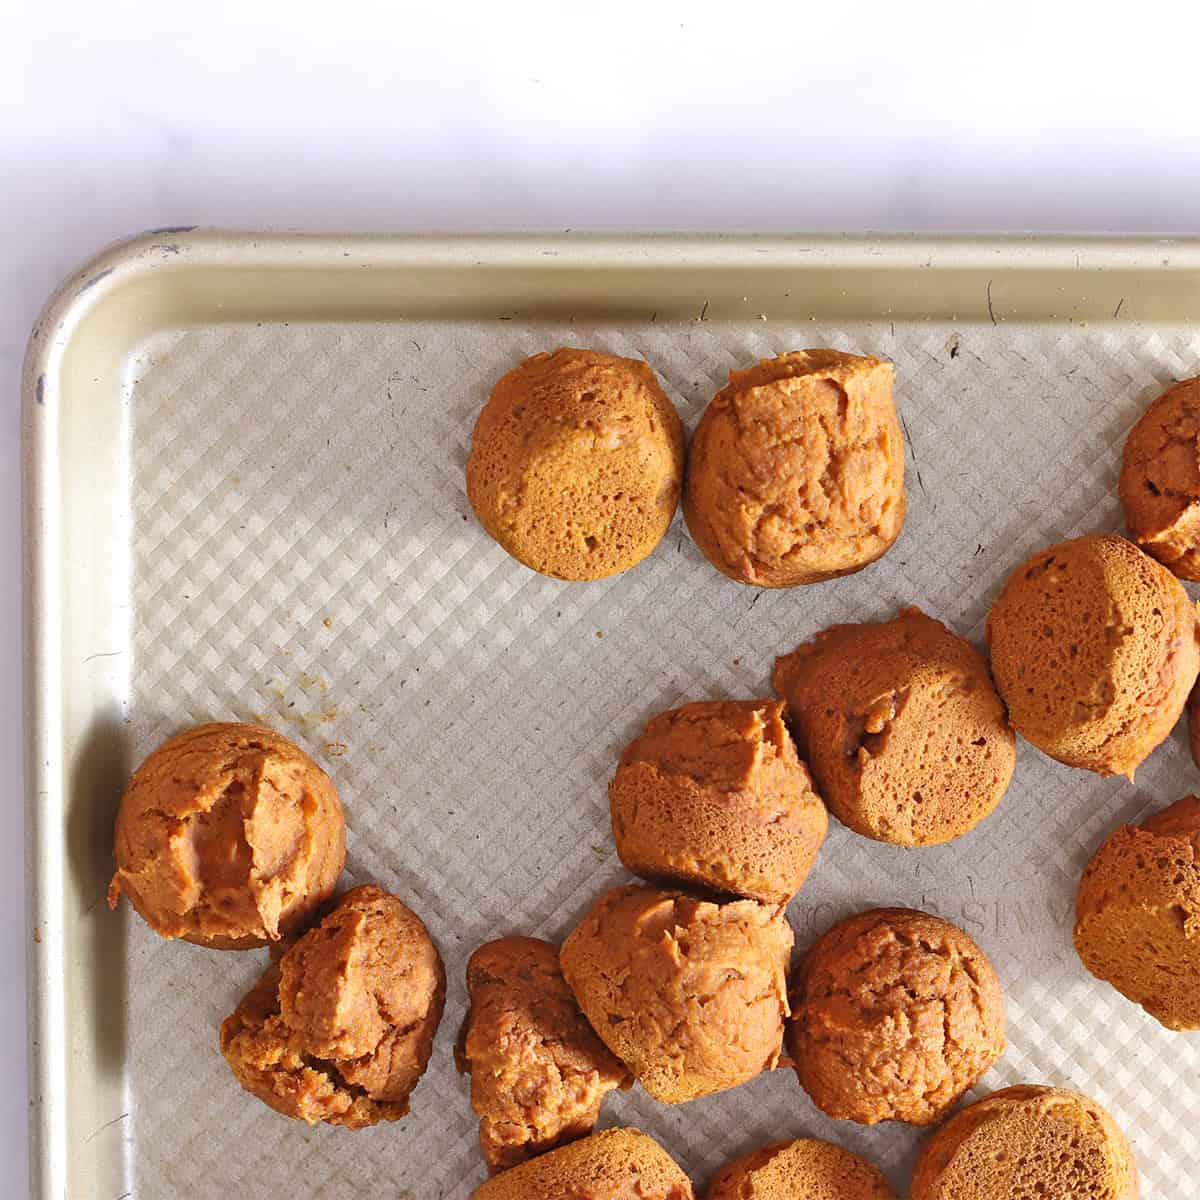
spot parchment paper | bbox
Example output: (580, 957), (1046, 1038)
(124, 317), (1200, 1197)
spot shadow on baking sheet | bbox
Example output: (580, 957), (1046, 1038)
(67, 709), (132, 1080)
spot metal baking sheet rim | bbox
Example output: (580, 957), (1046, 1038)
(22, 229), (1200, 1199)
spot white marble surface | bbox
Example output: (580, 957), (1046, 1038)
(4, 1), (1200, 1193)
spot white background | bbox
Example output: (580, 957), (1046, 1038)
(4, 1), (1200, 1192)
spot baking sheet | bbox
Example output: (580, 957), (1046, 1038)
(26, 234), (1200, 1199)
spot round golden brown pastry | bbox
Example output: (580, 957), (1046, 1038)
(986, 533), (1199, 778)
(772, 607), (1015, 846)
(472, 1127), (694, 1200)
(707, 1138), (895, 1200)
(108, 722), (345, 948)
(465, 347), (684, 581)
(788, 907), (1005, 1126)
(684, 350), (905, 587)
(610, 699), (828, 904)
(219, 884), (444, 1127)
(456, 936), (630, 1171)
(560, 885), (793, 1104)
(1074, 794), (1200, 1030)
(909, 1085), (1139, 1200)
(1120, 376), (1200, 579)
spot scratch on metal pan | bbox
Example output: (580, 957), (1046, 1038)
(79, 267), (115, 293)
(82, 650), (123, 665)
(83, 1112), (129, 1144)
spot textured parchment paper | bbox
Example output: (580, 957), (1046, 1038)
(124, 318), (1200, 1197)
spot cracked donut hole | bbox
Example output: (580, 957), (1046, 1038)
(457, 937), (629, 1172)
(774, 608), (1015, 846)
(1074, 795), (1200, 1030)
(108, 722), (345, 948)
(1120, 376), (1200, 580)
(220, 885), (444, 1127)
(560, 885), (792, 1104)
(986, 533), (1200, 779)
(910, 1085), (1138, 1200)
(472, 1128), (694, 1200)
(465, 348), (684, 581)
(684, 349), (906, 588)
(788, 907), (1005, 1126)
(708, 1137), (896, 1200)
(609, 699), (828, 904)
